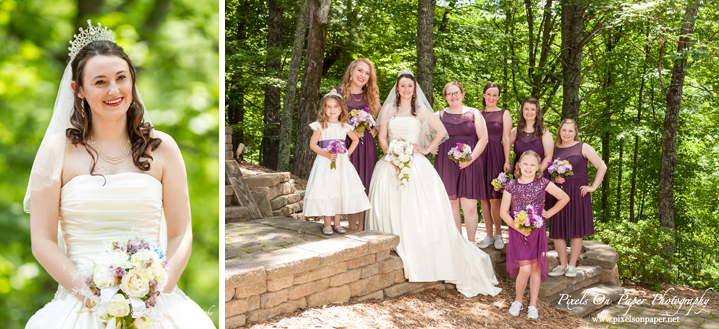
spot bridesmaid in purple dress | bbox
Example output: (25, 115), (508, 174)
(546, 119), (607, 278)
(433, 81), (488, 242)
(333, 58), (381, 231)
(477, 83), (513, 250)
(500, 151), (568, 319)
(509, 97), (553, 179)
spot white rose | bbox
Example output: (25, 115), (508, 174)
(98, 249), (130, 269)
(107, 293), (130, 317)
(399, 154), (410, 162)
(392, 159), (400, 166)
(393, 146), (403, 154)
(135, 317), (155, 329)
(401, 167), (410, 174)
(120, 269), (151, 298)
(92, 267), (119, 288)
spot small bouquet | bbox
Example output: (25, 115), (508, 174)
(491, 171), (514, 192)
(324, 140), (347, 170)
(547, 158), (574, 178)
(447, 143), (473, 165)
(513, 205), (544, 244)
(384, 137), (414, 190)
(87, 237), (168, 328)
(349, 107), (376, 134)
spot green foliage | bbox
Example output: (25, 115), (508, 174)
(0, 0), (219, 327)
(592, 220), (673, 289)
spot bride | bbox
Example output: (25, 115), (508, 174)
(24, 21), (214, 328)
(366, 70), (502, 298)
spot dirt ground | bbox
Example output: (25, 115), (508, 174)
(239, 279), (603, 329)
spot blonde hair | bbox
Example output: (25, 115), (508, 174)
(340, 58), (380, 116)
(317, 94), (349, 129)
(443, 81), (465, 102)
(555, 118), (581, 146)
(514, 150), (543, 179)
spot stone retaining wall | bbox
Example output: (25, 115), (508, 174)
(226, 171), (305, 221)
(225, 230), (456, 328)
(225, 126), (233, 160)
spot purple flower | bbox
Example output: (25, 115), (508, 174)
(112, 267), (127, 276)
(498, 172), (507, 183)
(557, 166), (567, 174)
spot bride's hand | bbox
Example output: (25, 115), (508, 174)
(412, 143), (428, 155)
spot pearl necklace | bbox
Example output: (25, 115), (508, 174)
(91, 136), (131, 164)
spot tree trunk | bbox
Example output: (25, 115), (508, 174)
(560, 0), (584, 121)
(228, 4), (248, 161)
(601, 131), (610, 221)
(630, 46), (647, 222)
(532, 0), (555, 98)
(658, 2), (700, 256)
(438, 1), (456, 34)
(278, 0), (309, 172)
(262, 0), (284, 168)
(417, 0), (435, 107)
(75, 0), (105, 29)
(292, 0), (333, 179)
(616, 138), (623, 220)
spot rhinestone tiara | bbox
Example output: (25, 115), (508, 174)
(324, 90), (343, 98)
(398, 69), (414, 77)
(68, 20), (115, 60)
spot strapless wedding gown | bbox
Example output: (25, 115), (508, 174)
(26, 173), (215, 328)
(366, 116), (502, 298)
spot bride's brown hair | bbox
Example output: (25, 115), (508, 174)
(68, 40), (161, 176)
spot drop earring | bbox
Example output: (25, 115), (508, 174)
(80, 99), (85, 118)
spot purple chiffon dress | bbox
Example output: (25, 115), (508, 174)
(548, 142), (595, 239)
(479, 110), (507, 200)
(503, 178), (550, 282)
(513, 130), (551, 180)
(434, 108), (483, 200)
(334, 87), (378, 195)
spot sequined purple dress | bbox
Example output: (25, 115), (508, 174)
(548, 142), (594, 239)
(513, 130), (550, 180)
(479, 110), (507, 200)
(503, 178), (550, 282)
(334, 87), (378, 195)
(434, 108), (483, 200)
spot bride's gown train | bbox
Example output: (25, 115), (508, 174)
(367, 116), (502, 298)
(26, 173), (215, 328)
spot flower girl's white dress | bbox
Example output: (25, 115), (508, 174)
(367, 116), (502, 298)
(26, 173), (215, 328)
(303, 122), (371, 216)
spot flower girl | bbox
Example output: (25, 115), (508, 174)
(499, 150), (569, 319)
(303, 91), (371, 234)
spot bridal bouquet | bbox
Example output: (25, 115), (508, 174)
(349, 107), (376, 134)
(87, 237), (168, 328)
(547, 159), (573, 178)
(491, 171), (514, 192)
(513, 205), (544, 244)
(324, 140), (347, 170)
(447, 143), (473, 165)
(384, 137), (414, 190)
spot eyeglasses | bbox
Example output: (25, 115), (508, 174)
(444, 91), (462, 98)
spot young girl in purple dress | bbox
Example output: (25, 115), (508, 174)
(478, 83), (513, 250)
(500, 151), (569, 320)
(333, 58), (381, 231)
(547, 119), (607, 278)
(433, 81), (488, 242)
(509, 97), (553, 178)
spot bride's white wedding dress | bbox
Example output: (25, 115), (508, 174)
(367, 116), (502, 298)
(26, 173), (215, 328)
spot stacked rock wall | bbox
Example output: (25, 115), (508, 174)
(225, 230), (456, 328)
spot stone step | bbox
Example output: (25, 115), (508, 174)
(226, 185), (234, 196)
(273, 201), (303, 217)
(495, 263), (603, 299)
(226, 206), (251, 223)
(270, 190), (305, 210)
(226, 195), (232, 207)
(554, 283), (624, 318)
(244, 172), (292, 189)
